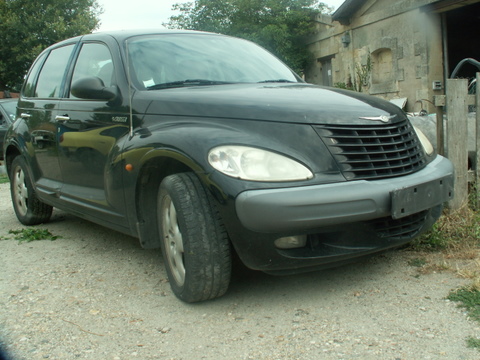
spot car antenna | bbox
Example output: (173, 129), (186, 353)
(125, 40), (134, 139)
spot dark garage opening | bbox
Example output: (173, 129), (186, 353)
(445, 2), (480, 80)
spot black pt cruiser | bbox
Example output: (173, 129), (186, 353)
(3, 30), (454, 302)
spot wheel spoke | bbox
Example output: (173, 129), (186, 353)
(13, 167), (28, 216)
(9, 157), (53, 225)
(162, 196), (186, 286)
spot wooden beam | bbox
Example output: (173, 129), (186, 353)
(434, 94), (474, 106)
(436, 106), (445, 156)
(476, 73), (480, 209)
(446, 79), (469, 211)
(434, 95), (446, 107)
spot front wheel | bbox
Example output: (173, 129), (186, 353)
(158, 173), (231, 303)
(10, 156), (53, 225)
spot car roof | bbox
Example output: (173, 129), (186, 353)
(92, 28), (213, 38)
(50, 29), (220, 48)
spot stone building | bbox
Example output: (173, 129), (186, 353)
(305, 0), (480, 113)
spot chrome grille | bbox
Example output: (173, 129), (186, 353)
(314, 120), (427, 180)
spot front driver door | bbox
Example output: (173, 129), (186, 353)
(57, 42), (130, 225)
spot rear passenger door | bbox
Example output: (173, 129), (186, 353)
(17, 44), (76, 193)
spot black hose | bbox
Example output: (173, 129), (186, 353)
(450, 58), (480, 78)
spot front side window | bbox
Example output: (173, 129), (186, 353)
(127, 34), (300, 90)
(70, 43), (115, 98)
(35, 45), (75, 98)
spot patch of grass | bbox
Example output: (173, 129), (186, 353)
(411, 206), (480, 252)
(409, 196), (480, 350)
(447, 287), (480, 350)
(411, 222), (450, 250)
(8, 228), (60, 243)
(447, 287), (480, 322)
(408, 257), (427, 267)
(409, 198), (480, 282)
(457, 262), (480, 285)
(467, 337), (480, 349)
(0, 174), (9, 184)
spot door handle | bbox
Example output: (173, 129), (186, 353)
(20, 113), (31, 119)
(55, 115), (70, 122)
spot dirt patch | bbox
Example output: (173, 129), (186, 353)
(0, 182), (479, 359)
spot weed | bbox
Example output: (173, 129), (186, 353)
(334, 82), (354, 91)
(333, 56), (372, 93)
(408, 257), (427, 267)
(466, 337), (480, 349)
(411, 222), (450, 250)
(411, 206), (480, 252)
(409, 191), (480, 351)
(457, 261), (480, 285)
(8, 228), (60, 243)
(0, 174), (9, 184)
(447, 288), (480, 322)
(447, 287), (480, 349)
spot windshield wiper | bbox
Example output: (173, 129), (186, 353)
(147, 79), (232, 90)
(257, 79), (295, 83)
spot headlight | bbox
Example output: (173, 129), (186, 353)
(208, 145), (313, 181)
(412, 125), (434, 156)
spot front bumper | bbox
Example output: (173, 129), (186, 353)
(229, 155), (453, 273)
(235, 155), (453, 233)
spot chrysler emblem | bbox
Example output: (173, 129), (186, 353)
(359, 114), (396, 123)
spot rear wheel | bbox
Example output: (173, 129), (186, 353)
(10, 156), (53, 225)
(158, 172), (231, 302)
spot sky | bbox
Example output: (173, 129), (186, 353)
(96, 0), (345, 32)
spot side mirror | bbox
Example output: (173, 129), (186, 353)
(71, 77), (119, 101)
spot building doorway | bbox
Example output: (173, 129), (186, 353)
(444, 2), (480, 80)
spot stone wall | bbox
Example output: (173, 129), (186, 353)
(305, 0), (445, 113)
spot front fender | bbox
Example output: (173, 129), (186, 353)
(119, 144), (207, 249)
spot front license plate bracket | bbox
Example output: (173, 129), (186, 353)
(391, 176), (454, 219)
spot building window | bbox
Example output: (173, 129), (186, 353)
(369, 47), (398, 95)
(371, 48), (393, 84)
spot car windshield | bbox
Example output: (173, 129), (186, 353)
(126, 33), (300, 90)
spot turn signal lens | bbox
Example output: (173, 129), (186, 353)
(412, 125), (434, 155)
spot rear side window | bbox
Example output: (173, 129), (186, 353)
(34, 44), (75, 98)
(22, 53), (48, 98)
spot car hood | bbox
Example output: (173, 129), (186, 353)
(138, 83), (406, 125)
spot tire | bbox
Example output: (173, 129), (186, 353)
(158, 172), (231, 303)
(10, 156), (53, 225)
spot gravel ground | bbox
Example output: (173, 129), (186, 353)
(0, 179), (480, 360)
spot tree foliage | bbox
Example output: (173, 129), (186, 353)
(165, 0), (330, 74)
(0, 0), (102, 90)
